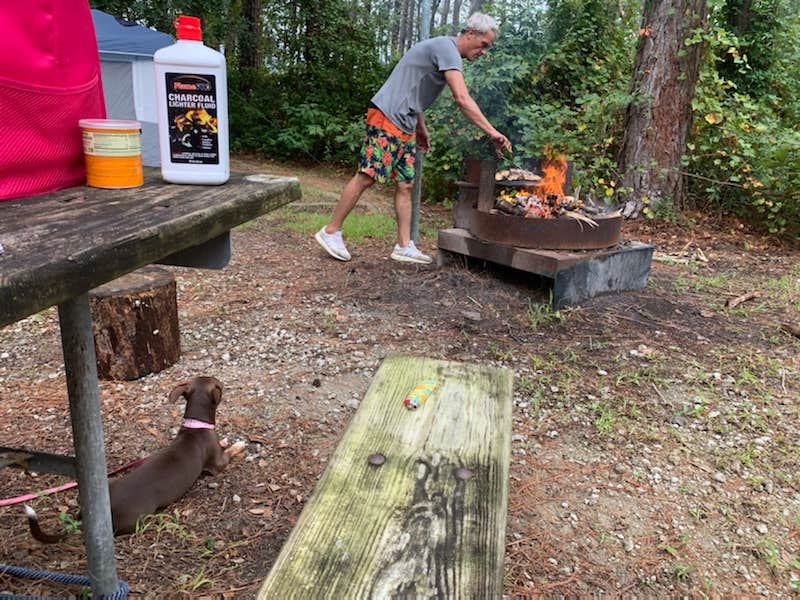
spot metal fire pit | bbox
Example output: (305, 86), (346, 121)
(439, 158), (653, 307)
(470, 211), (623, 250)
(462, 158), (622, 250)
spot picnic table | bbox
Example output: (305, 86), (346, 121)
(0, 169), (300, 596)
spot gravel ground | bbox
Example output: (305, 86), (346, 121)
(1, 159), (799, 597)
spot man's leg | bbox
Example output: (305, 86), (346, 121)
(315, 172), (375, 261)
(390, 181), (432, 264)
(325, 172), (374, 234)
(394, 181), (413, 247)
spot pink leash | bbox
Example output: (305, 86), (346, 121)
(0, 457), (147, 507)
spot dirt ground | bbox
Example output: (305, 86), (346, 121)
(1, 157), (799, 598)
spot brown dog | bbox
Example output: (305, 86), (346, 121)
(26, 376), (241, 541)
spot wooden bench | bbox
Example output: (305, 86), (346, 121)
(258, 354), (513, 598)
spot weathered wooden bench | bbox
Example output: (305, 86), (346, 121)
(258, 354), (513, 599)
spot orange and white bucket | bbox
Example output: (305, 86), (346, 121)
(78, 119), (143, 188)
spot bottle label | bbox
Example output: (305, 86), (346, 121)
(164, 72), (220, 165)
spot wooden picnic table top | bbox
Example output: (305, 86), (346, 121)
(0, 169), (300, 328)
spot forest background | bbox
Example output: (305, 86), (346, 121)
(90, 0), (800, 237)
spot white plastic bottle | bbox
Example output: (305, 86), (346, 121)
(154, 16), (229, 184)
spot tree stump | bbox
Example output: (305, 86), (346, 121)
(89, 266), (180, 380)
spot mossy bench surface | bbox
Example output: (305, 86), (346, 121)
(258, 354), (513, 599)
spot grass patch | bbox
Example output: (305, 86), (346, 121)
(527, 299), (565, 330)
(135, 512), (193, 542)
(418, 214), (450, 241)
(277, 208), (446, 244)
(282, 211), (397, 243)
(58, 511), (82, 535)
(300, 182), (341, 203)
(761, 271), (800, 309)
(673, 272), (733, 295)
(178, 567), (218, 592)
(592, 400), (618, 436)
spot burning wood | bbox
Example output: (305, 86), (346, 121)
(493, 155), (609, 222)
(459, 156), (624, 250)
(495, 189), (582, 218)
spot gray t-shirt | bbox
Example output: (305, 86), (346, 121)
(371, 36), (463, 134)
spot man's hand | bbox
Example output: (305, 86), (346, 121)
(490, 131), (512, 157)
(416, 127), (431, 153)
(415, 116), (431, 153)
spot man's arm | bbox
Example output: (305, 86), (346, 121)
(443, 69), (512, 155)
(415, 113), (430, 153)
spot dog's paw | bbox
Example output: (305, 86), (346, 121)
(224, 440), (247, 458)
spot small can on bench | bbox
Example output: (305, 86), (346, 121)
(403, 380), (440, 410)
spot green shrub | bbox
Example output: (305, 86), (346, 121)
(685, 0), (800, 236)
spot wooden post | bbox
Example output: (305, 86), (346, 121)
(89, 266), (180, 381)
(410, 0), (432, 243)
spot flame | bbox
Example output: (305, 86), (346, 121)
(497, 153), (572, 220)
(534, 156), (567, 202)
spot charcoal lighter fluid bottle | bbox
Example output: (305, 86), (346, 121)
(154, 15), (229, 184)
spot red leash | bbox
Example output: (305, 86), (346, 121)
(0, 457), (147, 507)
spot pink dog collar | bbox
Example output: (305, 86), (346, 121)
(182, 418), (215, 430)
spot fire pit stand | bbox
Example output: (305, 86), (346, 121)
(437, 159), (654, 308)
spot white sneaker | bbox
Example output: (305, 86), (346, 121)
(390, 240), (433, 264)
(315, 227), (351, 261)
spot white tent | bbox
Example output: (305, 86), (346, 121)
(92, 10), (173, 167)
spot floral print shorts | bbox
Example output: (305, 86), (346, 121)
(358, 124), (417, 184)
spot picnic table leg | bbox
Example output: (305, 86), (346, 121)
(58, 294), (120, 597)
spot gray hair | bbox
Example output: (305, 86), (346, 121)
(462, 12), (498, 34)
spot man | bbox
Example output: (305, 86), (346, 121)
(315, 12), (512, 264)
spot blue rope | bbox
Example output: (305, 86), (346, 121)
(0, 563), (129, 600)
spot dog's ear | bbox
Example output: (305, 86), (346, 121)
(211, 380), (223, 405)
(168, 381), (190, 403)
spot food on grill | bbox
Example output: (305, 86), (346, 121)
(495, 168), (541, 182)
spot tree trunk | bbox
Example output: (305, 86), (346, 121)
(451, 0), (462, 33)
(399, 0), (415, 52)
(468, 0), (486, 15)
(430, 0), (441, 31)
(89, 267), (180, 381)
(392, 0), (403, 52)
(303, 0), (327, 63)
(407, 0), (417, 50)
(618, 0), (708, 218)
(238, 0), (262, 95)
(440, 0), (451, 31)
(726, 0), (754, 34)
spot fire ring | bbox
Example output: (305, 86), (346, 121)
(469, 210), (623, 250)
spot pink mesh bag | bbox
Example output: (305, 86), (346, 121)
(0, 1), (106, 200)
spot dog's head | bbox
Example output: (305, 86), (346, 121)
(168, 376), (224, 424)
